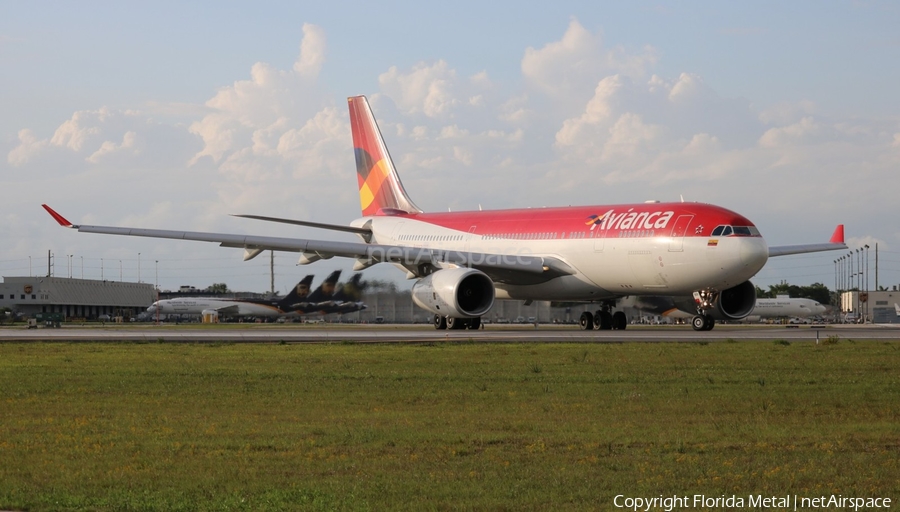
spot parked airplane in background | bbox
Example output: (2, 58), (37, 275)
(284, 270), (368, 316)
(620, 295), (826, 323)
(43, 95), (847, 331)
(146, 273), (366, 319)
(895, 303), (900, 317)
(147, 275), (314, 318)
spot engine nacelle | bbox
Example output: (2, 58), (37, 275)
(707, 280), (757, 321)
(674, 280), (757, 321)
(411, 268), (495, 318)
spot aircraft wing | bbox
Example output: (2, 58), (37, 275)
(213, 304), (241, 316)
(767, 224), (846, 257)
(43, 205), (573, 284)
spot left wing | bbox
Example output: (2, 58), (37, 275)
(212, 304), (241, 316)
(42, 205), (573, 284)
(768, 224), (846, 257)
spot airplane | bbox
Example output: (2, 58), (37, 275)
(619, 295), (826, 323)
(42, 95), (848, 332)
(146, 273), (366, 318)
(895, 303), (900, 317)
(284, 270), (368, 316)
(146, 275), (315, 318)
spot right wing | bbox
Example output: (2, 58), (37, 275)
(767, 224), (846, 257)
(42, 205), (573, 284)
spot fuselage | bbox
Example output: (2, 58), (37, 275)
(353, 201), (769, 301)
(743, 297), (826, 321)
(147, 297), (367, 317)
(147, 298), (287, 317)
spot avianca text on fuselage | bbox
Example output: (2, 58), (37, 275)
(588, 208), (675, 233)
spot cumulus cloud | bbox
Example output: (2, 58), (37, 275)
(293, 23), (326, 78)
(522, 18), (658, 104)
(759, 117), (821, 148)
(7, 129), (48, 166)
(378, 60), (460, 118)
(87, 131), (137, 163)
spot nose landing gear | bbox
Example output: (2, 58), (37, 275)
(691, 315), (715, 331)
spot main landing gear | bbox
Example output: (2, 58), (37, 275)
(691, 315), (715, 331)
(434, 314), (481, 330)
(579, 309), (627, 331)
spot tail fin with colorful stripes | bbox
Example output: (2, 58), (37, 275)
(348, 96), (422, 216)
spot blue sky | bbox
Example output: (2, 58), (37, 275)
(2, 1), (898, 294)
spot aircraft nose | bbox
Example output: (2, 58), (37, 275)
(740, 237), (769, 270)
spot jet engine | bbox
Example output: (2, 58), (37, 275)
(411, 268), (494, 318)
(675, 280), (757, 321)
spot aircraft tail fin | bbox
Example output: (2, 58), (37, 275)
(333, 273), (366, 302)
(348, 96), (422, 216)
(895, 303), (900, 316)
(305, 270), (342, 303)
(278, 275), (315, 308)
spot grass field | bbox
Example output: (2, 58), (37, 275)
(1, 339), (898, 511)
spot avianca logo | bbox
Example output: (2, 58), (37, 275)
(586, 209), (675, 231)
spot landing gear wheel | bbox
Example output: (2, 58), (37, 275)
(434, 314), (447, 330)
(612, 311), (627, 330)
(447, 317), (467, 330)
(468, 317), (481, 330)
(692, 315), (716, 331)
(580, 312), (594, 330)
(595, 310), (613, 330)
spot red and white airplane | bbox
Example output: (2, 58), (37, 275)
(43, 95), (846, 331)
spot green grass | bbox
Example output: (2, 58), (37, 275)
(0, 340), (898, 510)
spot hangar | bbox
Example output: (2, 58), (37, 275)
(0, 276), (155, 320)
(840, 290), (900, 324)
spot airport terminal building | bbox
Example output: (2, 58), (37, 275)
(0, 276), (156, 319)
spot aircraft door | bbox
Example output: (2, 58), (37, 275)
(593, 225), (607, 252)
(464, 225), (477, 252)
(667, 215), (694, 252)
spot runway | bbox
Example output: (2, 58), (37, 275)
(1, 323), (898, 343)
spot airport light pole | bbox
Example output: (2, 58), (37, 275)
(833, 259), (838, 309)
(138, 252), (141, 283)
(847, 252), (853, 292)
(864, 244), (870, 322)
(855, 249), (861, 320)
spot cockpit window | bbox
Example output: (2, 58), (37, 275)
(732, 226), (761, 236)
(711, 225), (761, 237)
